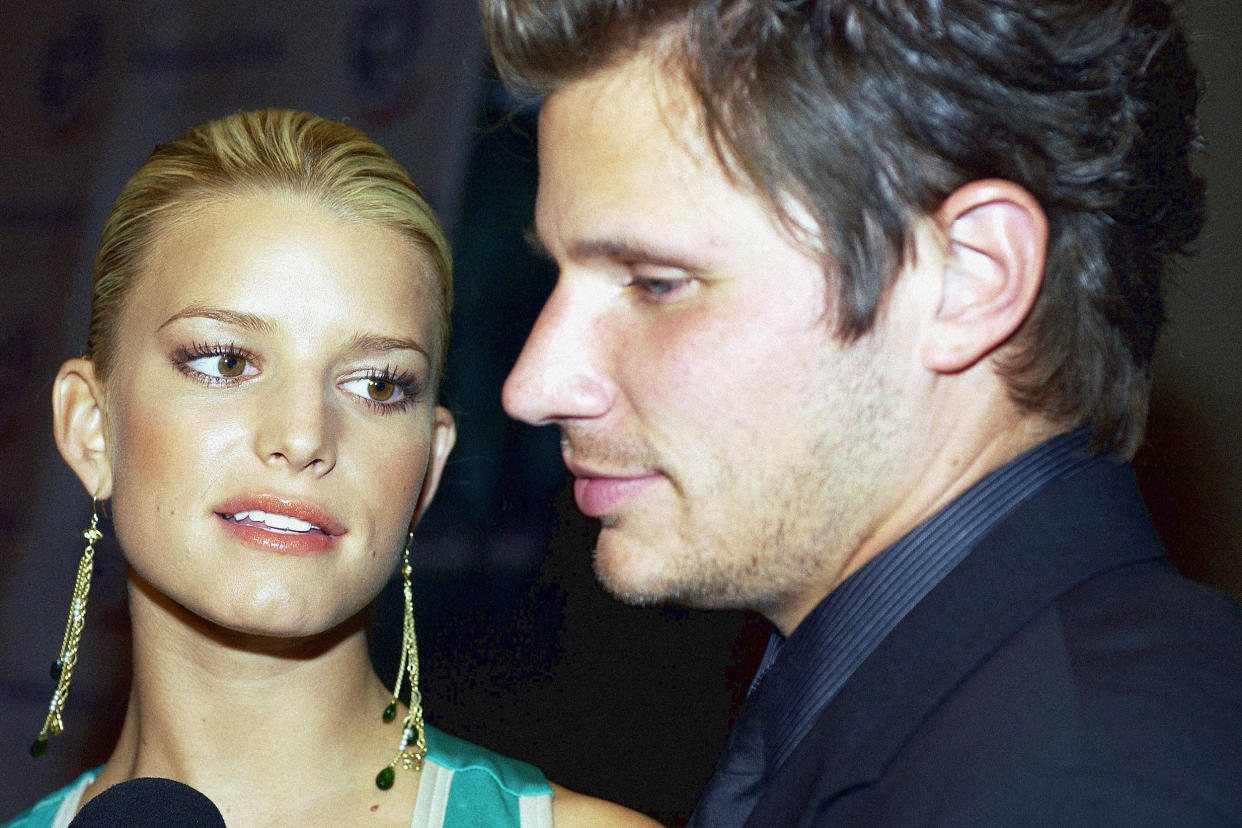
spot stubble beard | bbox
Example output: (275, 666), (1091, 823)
(592, 354), (905, 619)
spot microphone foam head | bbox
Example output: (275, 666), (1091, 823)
(69, 777), (226, 827)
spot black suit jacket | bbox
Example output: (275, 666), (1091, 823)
(746, 459), (1242, 826)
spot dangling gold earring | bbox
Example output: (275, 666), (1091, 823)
(31, 498), (104, 758)
(375, 531), (427, 790)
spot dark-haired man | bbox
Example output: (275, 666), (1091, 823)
(483, 1), (1242, 824)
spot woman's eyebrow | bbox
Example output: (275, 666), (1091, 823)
(157, 307), (430, 362)
(343, 333), (430, 362)
(157, 304), (275, 334)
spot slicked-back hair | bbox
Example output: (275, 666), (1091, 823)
(87, 108), (453, 386)
(482, 0), (1205, 458)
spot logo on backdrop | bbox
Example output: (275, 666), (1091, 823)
(347, 2), (426, 126)
(39, 12), (108, 143)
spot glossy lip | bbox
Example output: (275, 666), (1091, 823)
(565, 459), (662, 518)
(212, 493), (346, 556)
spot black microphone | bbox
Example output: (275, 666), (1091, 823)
(69, 777), (226, 827)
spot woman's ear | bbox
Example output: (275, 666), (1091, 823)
(52, 358), (114, 499)
(922, 179), (1047, 374)
(408, 405), (457, 531)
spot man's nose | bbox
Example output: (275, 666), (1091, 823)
(502, 280), (615, 426)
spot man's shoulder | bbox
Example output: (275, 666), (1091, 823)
(750, 459), (1242, 826)
(1042, 557), (1242, 747)
(895, 563), (1242, 819)
(969, 554), (1242, 727)
(787, 559), (1242, 824)
(757, 561), (1242, 826)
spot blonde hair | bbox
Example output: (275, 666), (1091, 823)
(87, 108), (453, 384)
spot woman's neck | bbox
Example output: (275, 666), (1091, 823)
(93, 571), (421, 825)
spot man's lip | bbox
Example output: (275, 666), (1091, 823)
(570, 472), (662, 518)
(212, 494), (345, 536)
(562, 456), (648, 480)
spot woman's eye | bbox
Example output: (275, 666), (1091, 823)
(366, 378), (395, 401)
(187, 353), (253, 379)
(341, 375), (413, 406)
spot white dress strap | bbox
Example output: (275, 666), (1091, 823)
(409, 762), (454, 828)
(518, 792), (554, 828)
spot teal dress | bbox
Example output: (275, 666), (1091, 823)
(4, 725), (553, 827)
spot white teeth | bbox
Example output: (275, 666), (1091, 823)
(231, 509), (319, 533)
(268, 513), (292, 530)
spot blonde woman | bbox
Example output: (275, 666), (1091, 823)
(7, 109), (656, 828)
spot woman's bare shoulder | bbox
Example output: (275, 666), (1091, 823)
(548, 782), (664, 827)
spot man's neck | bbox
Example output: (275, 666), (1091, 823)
(769, 412), (1063, 637)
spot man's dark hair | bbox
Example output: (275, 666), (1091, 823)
(481, 0), (1205, 458)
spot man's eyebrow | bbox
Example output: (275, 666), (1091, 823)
(570, 237), (706, 270)
(158, 305), (274, 333)
(524, 228), (704, 271)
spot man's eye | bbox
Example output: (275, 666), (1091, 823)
(628, 276), (691, 298)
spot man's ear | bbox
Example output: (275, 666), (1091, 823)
(52, 358), (113, 499)
(408, 405), (457, 531)
(922, 179), (1047, 374)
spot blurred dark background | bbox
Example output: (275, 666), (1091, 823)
(0, 2), (1237, 825)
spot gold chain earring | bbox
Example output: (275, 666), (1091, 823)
(375, 531), (427, 790)
(31, 499), (103, 758)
